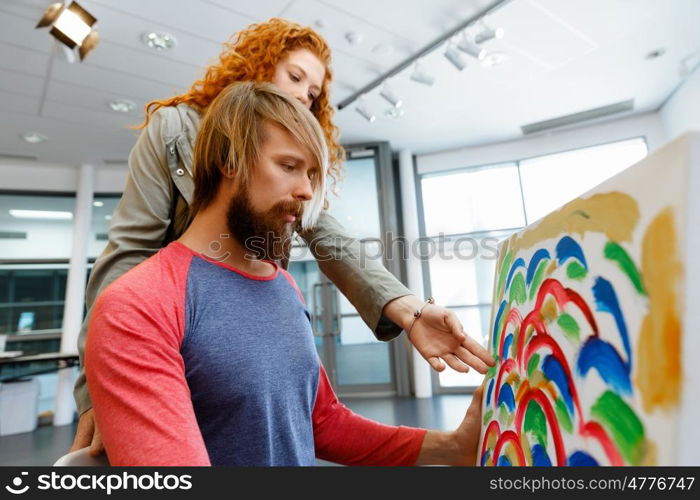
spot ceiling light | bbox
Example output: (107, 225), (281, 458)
(20, 132), (48, 144)
(474, 24), (504, 44)
(458, 34), (486, 60)
(379, 84), (402, 108)
(385, 107), (404, 119)
(93, 201), (104, 207)
(345, 32), (363, 45)
(36, 1), (99, 61)
(108, 99), (137, 113)
(355, 98), (375, 123)
(142, 32), (177, 51)
(105, 215), (112, 221)
(410, 63), (435, 86)
(481, 51), (508, 68)
(444, 43), (467, 71)
(9, 209), (72, 220)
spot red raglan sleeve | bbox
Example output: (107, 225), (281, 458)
(85, 251), (210, 466)
(312, 365), (427, 466)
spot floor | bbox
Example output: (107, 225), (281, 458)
(0, 393), (473, 466)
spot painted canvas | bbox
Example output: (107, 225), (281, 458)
(478, 132), (700, 466)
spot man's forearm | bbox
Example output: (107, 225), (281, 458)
(382, 294), (423, 331)
(415, 430), (465, 466)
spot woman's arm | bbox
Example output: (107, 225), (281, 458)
(73, 107), (182, 416)
(301, 212), (495, 373)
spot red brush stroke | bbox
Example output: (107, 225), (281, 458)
(497, 308), (523, 362)
(515, 388), (567, 466)
(493, 430), (526, 466)
(493, 358), (516, 407)
(580, 421), (625, 466)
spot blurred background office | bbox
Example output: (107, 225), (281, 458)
(0, 0), (698, 465)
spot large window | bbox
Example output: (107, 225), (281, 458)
(419, 137), (648, 390)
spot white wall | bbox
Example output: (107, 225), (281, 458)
(416, 111), (667, 175)
(0, 160), (128, 193)
(660, 68), (700, 141)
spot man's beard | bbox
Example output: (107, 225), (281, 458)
(226, 191), (303, 262)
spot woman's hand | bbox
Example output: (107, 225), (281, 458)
(383, 295), (495, 373)
(69, 408), (105, 457)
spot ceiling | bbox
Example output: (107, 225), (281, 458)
(0, 0), (698, 168)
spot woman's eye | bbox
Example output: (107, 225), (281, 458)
(308, 93), (316, 101)
(290, 73), (300, 82)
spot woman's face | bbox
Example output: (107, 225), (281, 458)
(272, 48), (326, 110)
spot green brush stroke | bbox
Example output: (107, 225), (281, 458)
(528, 260), (549, 301)
(604, 241), (646, 295)
(524, 400), (548, 447)
(566, 261), (587, 280)
(555, 398), (573, 434)
(497, 251), (513, 297)
(591, 391), (645, 465)
(527, 353), (541, 378)
(498, 404), (509, 426)
(483, 409), (494, 426)
(557, 313), (580, 342)
(509, 273), (527, 305)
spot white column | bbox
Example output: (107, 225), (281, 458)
(398, 149), (432, 398)
(54, 163), (94, 426)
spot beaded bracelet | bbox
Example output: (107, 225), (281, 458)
(406, 297), (435, 336)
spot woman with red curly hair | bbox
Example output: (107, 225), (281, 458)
(70, 18), (494, 457)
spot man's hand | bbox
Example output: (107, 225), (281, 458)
(415, 384), (485, 465)
(383, 295), (495, 373)
(68, 408), (105, 457)
(451, 384), (484, 466)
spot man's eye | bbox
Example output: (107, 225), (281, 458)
(282, 164), (295, 171)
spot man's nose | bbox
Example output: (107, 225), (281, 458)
(294, 175), (313, 201)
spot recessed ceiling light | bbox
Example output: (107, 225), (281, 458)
(345, 32), (363, 45)
(107, 98), (136, 113)
(105, 214), (112, 221)
(93, 201), (104, 207)
(9, 209), (72, 220)
(20, 132), (48, 144)
(142, 32), (177, 51)
(645, 48), (666, 60)
(481, 52), (508, 68)
(385, 107), (404, 119)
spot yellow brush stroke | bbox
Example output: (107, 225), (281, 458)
(501, 192), (640, 255)
(541, 297), (558, 323)
(636, 208), (683, 412)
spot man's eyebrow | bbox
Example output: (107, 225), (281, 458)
(274, 152), (307, 165)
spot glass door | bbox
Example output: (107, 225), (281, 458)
(288, 143), (405, 396)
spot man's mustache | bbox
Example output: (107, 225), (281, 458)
(270, 200), (304, 219)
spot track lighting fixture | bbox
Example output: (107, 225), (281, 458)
(410, 63), (435, 86)
(355, 98), (376, 122)
(458, 33), (485, 60)
(474, 23), (504, 44)
(444, 42), (467, 71)
(379, 84), (402, 108)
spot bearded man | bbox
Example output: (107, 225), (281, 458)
(85, 82), (484, 466)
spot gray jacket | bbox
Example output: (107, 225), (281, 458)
(74, 103), (411, 414)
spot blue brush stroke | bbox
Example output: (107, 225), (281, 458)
(497, 384), (515, 412)
(532, 444), (552, 466)
(481, 452), (489, 466)
(542, 355), (574, 414)
(556, 236), (588, 269)
(497, 455), (512, 466)
(486, 378), (495, 406)
(577, 337), (632, 395)
(492, 300), (507, 350)
(502, 333), (514, 361)
(568, 451), (599, 466)
(505, 257), (526, 291)
(592, 277), (631, 362)
(526, 248), (551, 286)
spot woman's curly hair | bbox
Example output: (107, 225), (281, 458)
(139, 18), (344, 185)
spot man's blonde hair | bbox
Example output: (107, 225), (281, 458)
(191, 81), (328, 229)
